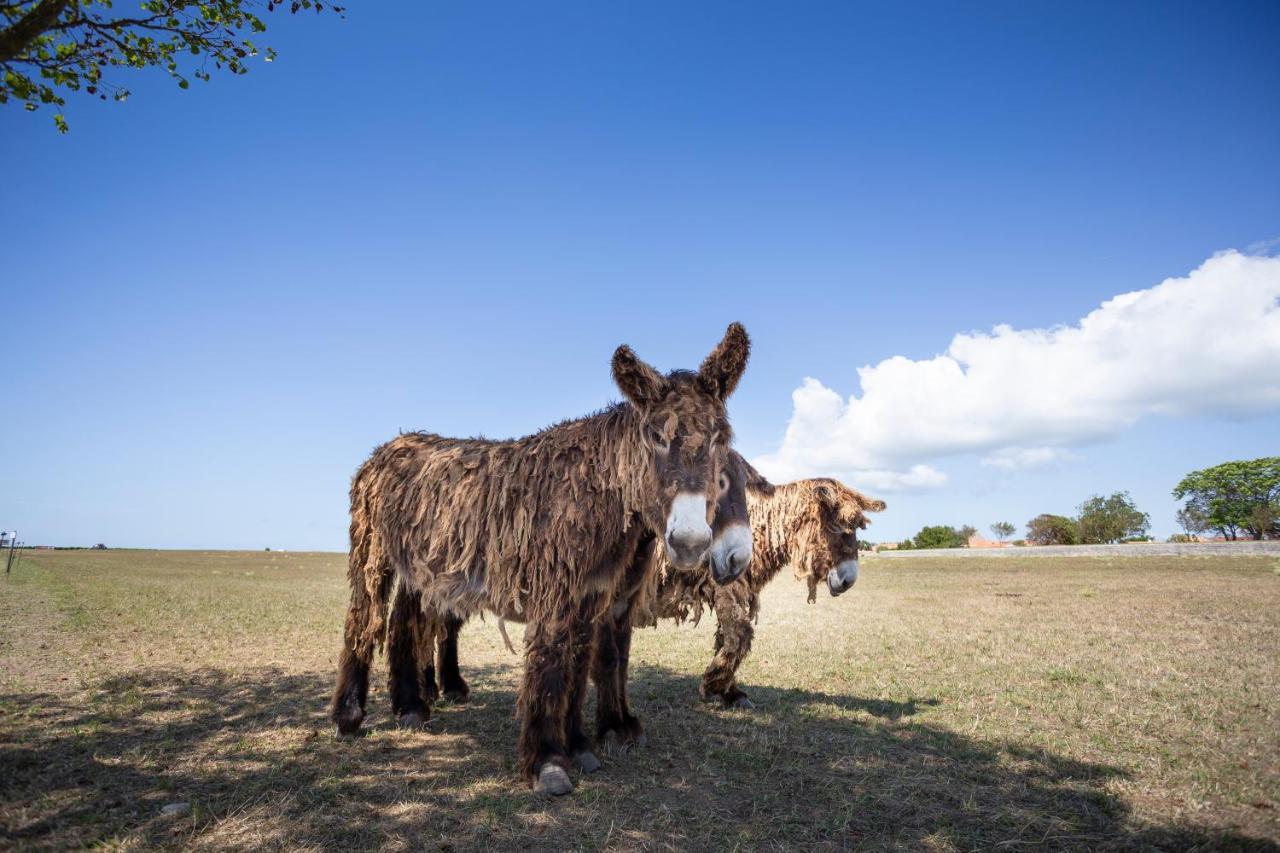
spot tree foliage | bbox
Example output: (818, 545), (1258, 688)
(990, 521), (1015, 541)
(1, 0), (341, 132)
(1077, 491), (1150, 544)
(1025, 514), (1080, 546)
(1172, 457), (1280, 541)
(1175, 504), (1208, 539)
(912, 525), (967, 550)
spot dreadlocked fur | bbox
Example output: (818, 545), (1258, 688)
(422, 456), (885, 720)
(634, 466), (886, 707)
(330, 324), (751, 794)
(386, 445), (756, 755)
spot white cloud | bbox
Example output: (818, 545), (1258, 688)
(979, 447), (1071, 470)
(848, 465), (949, 492)
(754, 250), (1280, 490)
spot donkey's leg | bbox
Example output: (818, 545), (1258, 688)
(331, 557), (393, 737)
(699, 585), (756, 709)
(437, 614), (470, 702)
(517, 615), (576, 795)
(421, 656), (440, 707)
(565, 598), (602, 774)
(387, 582), (432, 728)
(332, 644), (371, 738)
(593, 598), (646, 751)
(612, 600), (646, 744)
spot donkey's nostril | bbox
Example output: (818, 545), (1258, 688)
(666, 529), (712, 566)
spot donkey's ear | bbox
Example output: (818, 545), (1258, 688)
(737, 452), (776, 496)
(612, 345), (667, 410)
(858, 494), (887, 513)
(698, 322), (751, 400)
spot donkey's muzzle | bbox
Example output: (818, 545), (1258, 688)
(827, 559), (860, 596)
(667, 529), (712, 568)
(666, 493), (713, 569)
(708, 524), (752, 585)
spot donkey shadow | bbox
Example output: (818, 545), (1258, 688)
(1, 664), (1275, 851)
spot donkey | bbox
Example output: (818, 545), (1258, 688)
(401, 451), (755, 755)
(330, 324), (751, 795)
(643, 465), (886, 708)
(425, 456), (883, 725)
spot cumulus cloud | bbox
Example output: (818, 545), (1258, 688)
(754, 250), (1280, 490)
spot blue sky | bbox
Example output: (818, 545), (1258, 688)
(2, 0), (1278, 549)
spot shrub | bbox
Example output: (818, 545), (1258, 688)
(913, 525), (966, 549)
(1026, 514), (1080, 546)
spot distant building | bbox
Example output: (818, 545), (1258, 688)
(967, 533), (1010, 549)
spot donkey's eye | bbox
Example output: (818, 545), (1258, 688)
(718, 471), (730, 495)
(647, 425), (669, 450)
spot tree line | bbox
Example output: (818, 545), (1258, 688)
(885, 457), (1278, 550)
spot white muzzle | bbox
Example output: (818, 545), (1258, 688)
(665, 492), (713, 568)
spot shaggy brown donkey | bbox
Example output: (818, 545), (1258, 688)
(403, 451), (755, 756)
(641, 463), (886, 708)
(330, 324), (751, 795)
(428, 458), (884, 719)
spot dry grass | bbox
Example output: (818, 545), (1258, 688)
(1, 549), (1277, 851)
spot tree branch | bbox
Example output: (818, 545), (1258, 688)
(0, 0), (72, 63)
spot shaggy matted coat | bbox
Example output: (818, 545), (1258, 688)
(638, 464), (886, 707)
(388, 447), (755, 756)
(330, 324), (750, 794)
(427, 456), (884, 719)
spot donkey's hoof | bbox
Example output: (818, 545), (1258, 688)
(397, 710), (428, 730)
(728, 695), (755, 710)
(572, 750), (602, 774)
(442, 686), (470, 703)
(334, 706), (364, 739)
(599, 728), (645, 756)
(534, 764), (574, 796)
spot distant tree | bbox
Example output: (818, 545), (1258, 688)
(0, 0), (342, 133)
(1174, 505), (1208, 541)
(1173, 458), (1280, 541)
(897, 539), (914, 551)
(913, 525), (966, 549)
(1249, 504), (1278, 540)
(1026, 514), (1080, 546)
(1077, 492), (1150, 544)
(955, 524), (977, 545)
(990, 521), (1016, 542)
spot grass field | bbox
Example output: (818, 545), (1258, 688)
(1, 549), (1277, 851)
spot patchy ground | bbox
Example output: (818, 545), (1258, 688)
(1, 549), (1276, 851)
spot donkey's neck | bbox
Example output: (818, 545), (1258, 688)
(747, 482), (806, 585)
(532, 402), (652, 524)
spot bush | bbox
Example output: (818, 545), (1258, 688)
(1078, 492), (1150, 544)
(913, 525), (967, 549)
(1012, 539), (1026, 547)
(1167, 534), (1196, 543)
(1026, 514), (1080, 546)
